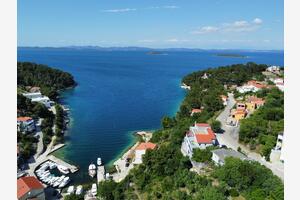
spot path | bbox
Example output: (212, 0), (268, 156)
(216, 93), (284, 180)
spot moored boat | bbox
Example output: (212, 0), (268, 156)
(97, 157), (102, 166)
(88, 164), (96, 178)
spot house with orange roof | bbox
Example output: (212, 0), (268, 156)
(17, 176), (45, 200)
(191, 108), (202, 116)
(182, 123), (216, 157)
(220, 95), (228, 106)
(231, 109), (247, 121)
(246, 96), (265, 111)
(17, 117), (36, 133)
(133, 142), (157, 164)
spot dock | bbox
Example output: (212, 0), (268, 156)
(97, 166), (105, 183)
(47, 155), (79, 173)
(47, 143), (66, 155)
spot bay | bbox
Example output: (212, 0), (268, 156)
(18, 48), (283, 183)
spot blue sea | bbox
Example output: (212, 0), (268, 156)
(17, 48), (283, 184)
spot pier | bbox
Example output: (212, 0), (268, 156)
(47, 155), (79, 173)
(97, 166), (105, 183)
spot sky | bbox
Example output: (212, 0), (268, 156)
(18, 0), (284, 50)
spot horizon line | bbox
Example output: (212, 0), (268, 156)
(17, 46), (284, 51)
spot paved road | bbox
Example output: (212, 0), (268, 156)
(216, 93), (284, 181)
(34, 119), (44, 159)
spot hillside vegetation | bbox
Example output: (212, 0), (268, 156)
(96, 63), (283, 200)
(17, 62), (76, 99)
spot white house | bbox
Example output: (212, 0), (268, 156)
(182, 123), (216, 158)
(211, 149), (247, 166)
(236, 80), (267, 94)
(23, 92), (53, 108)
(133, 142), (157, 164)
(17, 117), (36, 133)
(266, 66), (280, 74)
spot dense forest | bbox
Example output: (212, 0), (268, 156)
(95, 63), (283, 200)
(17, 62), (76, 99)
(17, 62), (74, 164)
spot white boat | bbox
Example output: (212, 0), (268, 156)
(105, 173), (110, 179)
(59, 177), (70, 188)
(53, 175), (65, 187)
(50, 177), (59, 186)
(97, 158), (102, 166)
(88, 164), (97, 178)
(57, 165), (70, 174)
(75, 185), (83, 195)
(91, 184), (97, 196)
(67, 186), (75, 194)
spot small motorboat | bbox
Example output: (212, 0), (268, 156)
(75, 185), (83, 195)
(91, 183), (97, 196)
(67, 185), (75, 195)
(59, 177), (70, 188)
(88, 164), (97, 178)
(57, 165), (70, 174)
(97, 157), (102, 166)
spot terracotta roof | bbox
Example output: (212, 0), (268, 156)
(247, 96), (265, 105)
(247, 80), (267, 89)
(17, 176), (44, 199)
(195, 127), (216, 144)
(195, 123), (210, 127)
(135, 142), (157, 151)
(220, 95), (228, 101)
(191, 109), (202, 113)
(235, 110), (247, 115)
(17, 117), (33, 122)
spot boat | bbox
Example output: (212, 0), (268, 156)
(67, 186), (75, 194)
(97, 157), (102, 166)
(53, 175), (65, 187)
(88, 164), (97, 178)
(105, 173), (110, 179)
(57, 165), (70, 174)
(75, 185), (83, 195)
(58, 177), (70, 188)
(91, 184), (97, 196)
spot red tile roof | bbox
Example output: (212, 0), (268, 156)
(247, 80), (267, 89)
(135, 142), (157, 151)
(247, 96), (265, 106)
(17, 176), (44, 199)
(195, 123), (210, 127)
(17, 117), (33, 122)
(191, 109), (202, 113)
(195, 127), (216, 144)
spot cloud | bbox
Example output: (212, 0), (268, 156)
(191, 26), (219, 34)
(102, 8), (136, 13)
(102, 5), (179, 13)
(165, 38), (189, 43)
(192, 18), (263, 34)
(138, 39), (156, 43)
(253, 18), (263, 24)
(163, 5), (179, 9)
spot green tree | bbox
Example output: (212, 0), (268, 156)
(161, 116), (174, 129)
(211, 120), (222, 133)
(192, 148), (212, 163)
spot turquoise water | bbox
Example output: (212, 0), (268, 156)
(18, 48), (283, 183)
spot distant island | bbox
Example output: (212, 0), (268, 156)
(215, 53), (247, 58)
(146, 51), (167, 55)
